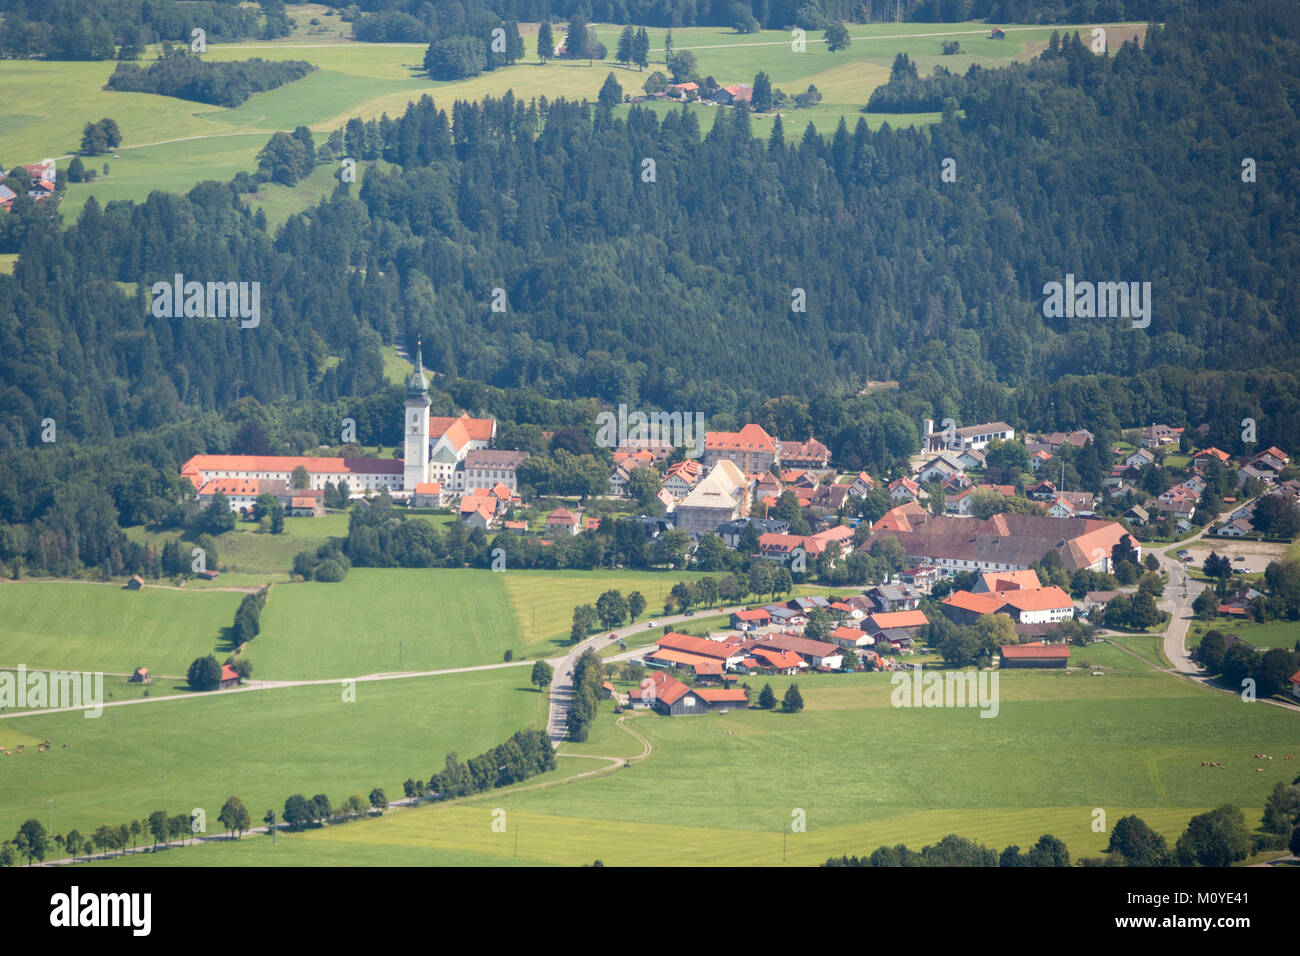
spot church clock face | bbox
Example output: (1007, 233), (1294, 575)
(409, 413), (420, 435)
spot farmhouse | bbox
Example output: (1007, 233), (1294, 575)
(730, 608), (772, 630)
(999, 643), (1071, 668)
(748, 633), (843, 669)
(219, 664), (241, 689)
(942, 586), (1074, 626)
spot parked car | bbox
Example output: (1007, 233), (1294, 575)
(684, 610), (695, 616)
(1234, 555), (1246, 561)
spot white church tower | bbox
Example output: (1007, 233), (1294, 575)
(403, 341), (431, 490)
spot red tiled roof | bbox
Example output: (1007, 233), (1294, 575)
(705, 424), (777, 454)
(1000, 643), (1071, 659)
(220, 664), (240, 681)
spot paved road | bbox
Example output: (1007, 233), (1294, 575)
(544, 604), (751, 743)
(1151, 509), (1300, 714)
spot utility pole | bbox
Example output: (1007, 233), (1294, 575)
(514, 824), (518, 858)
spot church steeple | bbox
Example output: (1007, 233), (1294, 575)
(406, 338), (429, 397)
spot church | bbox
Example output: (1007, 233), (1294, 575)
(183, 350), (525, 512)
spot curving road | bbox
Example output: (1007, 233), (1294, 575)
(544, 604), (752, 743)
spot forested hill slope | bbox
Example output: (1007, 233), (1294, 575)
(0, 0), (1297, 454)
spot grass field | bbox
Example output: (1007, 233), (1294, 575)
(124, 513), (350, 583)
(1188, 618), (1300, 652)
(0, 581), (240, 676)
(0, 20), (1140, 223)
(0, 666), (545, 840)
(93, 658), (1295, 867)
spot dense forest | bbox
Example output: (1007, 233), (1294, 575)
(0, 0), (1298, 575)
(0, 0), (282, 59)
(0, 0), (1211, 61)
(105, 50), (315, 107)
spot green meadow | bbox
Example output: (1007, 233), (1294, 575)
(0, 20), (1143, 223)
(0, 581), (239, 676)
(96, 657), (1296, 867)
(1189, 618), (1300, 652)
(0, 665), (545, 840)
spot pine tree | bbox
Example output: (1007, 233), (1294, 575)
(758, 683), (776, 709)
(617, 25), (634, 67)
(781, 683), (804, 713)
(537, 21), (554, 62)
(633, 27), (650, 71)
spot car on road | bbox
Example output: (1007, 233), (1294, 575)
(647, 621), (657, 627)
(1232, 567), (1247, 574)
(609, 633), (618, 641)
(1234, 556), (1246, 561)
(684, 610), (695, 616)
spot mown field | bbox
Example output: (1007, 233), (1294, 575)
(0, 580), (240, 676)
(0, 666), (545, 840)
(86, 645), (1300, 867)
(0, 20), (1141, 223)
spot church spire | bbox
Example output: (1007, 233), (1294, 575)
(415, 337), (423, 375)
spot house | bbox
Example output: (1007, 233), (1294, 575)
(830, 626), (873, 649)
(600, 681), (615, 700)
(503, 520), (529, 534)
(923, 419), (1015, 454)
(1125, 448), (1157, 469)
(713, 83), (753, 105)
(990, 27), (1006, 38)
(545, 507), (581, 537)
(900, 565), (941, 591)
(1124, 504), (1150, 526)
(1040, 429), (1095, 451)
(1079, 590), (1120, 616)
(663, 459), (703, 499)
(1192, 447), (1231, 470)
(731, 608), (772, 630)
(289, 491), (326, 517)
(999, 643), (1070, 668)
(645, 647), (727, 679)
(864, 584), (921, 612)
(972, 569), (1041, 595)
(1029, 450), (1053, 472)
(788, 595), (831, 614)
(667, 81), (700, 99)
(889, 477), (926, 502)
(0, 185), (16, 211)
(130, 667), (150, 683)
(750, 633), (842, 669)
(195, 569), (220, 582)
(1138, 424), (1178, 448)
(864, 610), (928, 643)
(655, 632), (745, 667)
(1290, 670), (1300, 700)
(411, 482), (444, 508)
(1049, 492), (1096, 518)
(943, 586), (1075, 626)
(849, 472), (877, 497)
(459, 493), (497, 530)
(919, 453), (966, 484)
(124, 575), (144, 590)
(765, 606), (806, 628)
(780, 437), (831, 470)
(718, 516), (789, 548)
(743, 647), (805, 674)
(219, 664), (241, 689)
